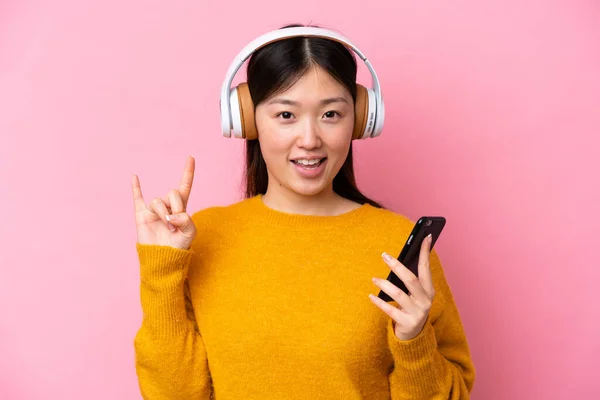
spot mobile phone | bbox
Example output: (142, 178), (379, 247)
(377, 216), (446, 302)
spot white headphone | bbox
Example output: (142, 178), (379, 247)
(219, 26), (385, 140)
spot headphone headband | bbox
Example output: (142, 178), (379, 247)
(220, 27), (384, 139)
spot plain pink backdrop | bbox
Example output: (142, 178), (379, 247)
(1, 0), (598, 398)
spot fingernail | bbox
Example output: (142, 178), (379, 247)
(166, 214), (178, 221)
(427, 233), (432, 241)
(382, 252), (393, 262)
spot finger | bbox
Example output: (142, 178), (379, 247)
(167, 189), (184, 214)
(148, 198), (170, 215)
(179, 156), (195, 209)
(369, 294), (412, 325)
(382, 252), (428, 301)
(418, 234), (435, 297)
(148, 198), (176, 231)
(164, 212), (196, 237)
(131, 174), (146, 213)
(372, 277), (418, 314)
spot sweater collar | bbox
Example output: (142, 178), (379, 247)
(244, 194), (374, 230)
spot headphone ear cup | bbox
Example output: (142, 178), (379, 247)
(236, 82), (258, 140)
(229, 86), (242, 138)
(353, 84), (369, 140)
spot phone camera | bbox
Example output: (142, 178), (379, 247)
(425, 220), (432, 227)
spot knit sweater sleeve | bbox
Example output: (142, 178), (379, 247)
(133, 243), (212, 399)
(387, 250), (476, 399)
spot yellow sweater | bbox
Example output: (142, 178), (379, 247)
(134, 195), (475, 399)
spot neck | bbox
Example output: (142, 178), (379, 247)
(261, 184), (357, 216)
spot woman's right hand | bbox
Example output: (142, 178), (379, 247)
(131, 156), (197, 250)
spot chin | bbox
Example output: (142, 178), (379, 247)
(287, 179), (332, 198)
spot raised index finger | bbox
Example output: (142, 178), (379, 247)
(179, 156), (195, 209)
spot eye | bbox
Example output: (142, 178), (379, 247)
(276, 111), (294, 120)
(323, 111), (341, 119)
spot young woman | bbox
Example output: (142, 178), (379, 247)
(131, 24), (475, 399)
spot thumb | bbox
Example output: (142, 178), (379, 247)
(165, 212), (195, 235)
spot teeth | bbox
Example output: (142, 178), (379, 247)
(295, 159), (322, 166)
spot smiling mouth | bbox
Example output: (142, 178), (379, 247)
(291, 158), (327, 169)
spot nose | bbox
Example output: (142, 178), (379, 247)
(296, 119), (321, 149)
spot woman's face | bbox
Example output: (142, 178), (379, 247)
(254, 66), (355, 198)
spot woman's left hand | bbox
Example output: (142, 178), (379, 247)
(369, 234), (436, 341)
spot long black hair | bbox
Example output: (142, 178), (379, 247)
(243, 23), (383, 208)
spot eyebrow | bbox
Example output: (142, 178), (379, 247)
(267, 97), (349, 106)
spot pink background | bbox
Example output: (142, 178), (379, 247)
(1, 0), (598, 398)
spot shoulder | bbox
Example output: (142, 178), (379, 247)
(189, 196), (252, 226)
(186, 197), (253, 253)
(364, 204), (417, 235)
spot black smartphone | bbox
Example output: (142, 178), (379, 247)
(377, 216), (446, 302)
